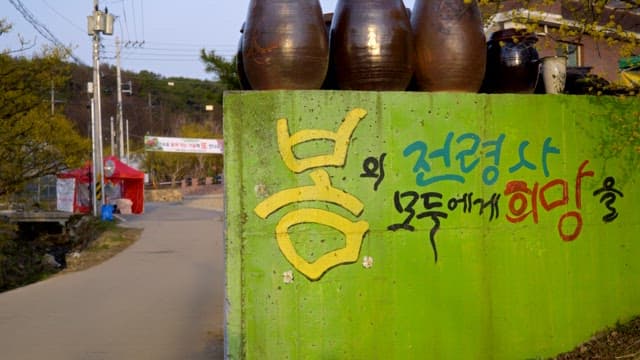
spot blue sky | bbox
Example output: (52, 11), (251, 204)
(1, 0), (416, 80)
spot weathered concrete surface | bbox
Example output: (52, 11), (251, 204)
(0, 197), (224, 359)
(224, 91), (640, 359)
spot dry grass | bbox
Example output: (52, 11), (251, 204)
(58, 226), (142, 274)
(554, 316), (640, 359)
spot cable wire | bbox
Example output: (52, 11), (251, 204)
(40, 0), (85, 34)
(131, 0), (139, 43)
(140, 0), (145, 41)
(120, 1), (132, 43)
(8, 0), (84, 64)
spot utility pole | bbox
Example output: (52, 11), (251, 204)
(88, 0), (113, 216)
(90, 98), (97, 216)
(116, 36), (125, 159)
(126, 118), (130, 164)
(110, 115), (115, 156)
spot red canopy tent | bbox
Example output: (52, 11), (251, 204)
(56, 164), (92, 214)
(57, 156), (145, 214)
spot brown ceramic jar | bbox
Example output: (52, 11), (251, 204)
(482, 29), (540, 93)
(411, 0), (486, 92)
(241, 0), (329, 90)
(236, 23), (252, 90)
(329, 0), (415, 91)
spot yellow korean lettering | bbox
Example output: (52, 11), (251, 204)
(254, 169), (364, 219)
(275, 208), (369, 280)
(277, 108), (367, 173)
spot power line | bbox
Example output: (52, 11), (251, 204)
(140, 0), (145, 41)
(104, 45), (234, 54)
(118, 52), (220, 60)
(137, 40), (239, 49)
(40, 0), (85, 34)
(120, 1), (131, 42)
(120, 58), (205, 62)
(8, 0), (84, 64)
(131, 0), (139, 43)
(119, 52), (234, 60)
(101, 40), (237, 57)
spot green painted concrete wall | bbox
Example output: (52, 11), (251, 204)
(224, 91), (640, 359)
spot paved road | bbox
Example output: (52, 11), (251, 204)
(0, 196), (225, 360)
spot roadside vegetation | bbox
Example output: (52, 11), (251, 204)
(0, 216), (140, 292)
(58, 222), (141, 275)
(1, 18), (227, 294)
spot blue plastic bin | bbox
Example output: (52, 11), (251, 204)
(101, 204), (114, 221)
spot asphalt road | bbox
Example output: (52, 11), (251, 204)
(0, 197), (225, 360)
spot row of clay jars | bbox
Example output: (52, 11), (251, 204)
(240, 0), (486, 92)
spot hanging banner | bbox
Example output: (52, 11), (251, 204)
(144, 136), (223, 154)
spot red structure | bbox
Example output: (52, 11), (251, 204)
(57, 156), (144, 214)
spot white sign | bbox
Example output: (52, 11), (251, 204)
(144, 136), (223, 154)
(56, 178), (76, 212)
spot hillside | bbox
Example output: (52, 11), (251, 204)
(59, 63), (225, 152)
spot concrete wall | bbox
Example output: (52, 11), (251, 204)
(224, 91), (640, 359)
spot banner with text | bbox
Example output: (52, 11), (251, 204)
(144, 136), (223, 154)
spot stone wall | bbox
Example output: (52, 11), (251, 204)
(144, 189), (183, 202)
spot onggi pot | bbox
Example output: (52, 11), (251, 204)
(236, 23), (252, 90)
(241, 0), (329, 90)
(329, 0), (414, 91)
(541, 55), (567, 94)
(411, 0), (486, 92)
(482, 29), (540, 94)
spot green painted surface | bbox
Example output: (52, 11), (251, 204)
(224, 91), (640, 359)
